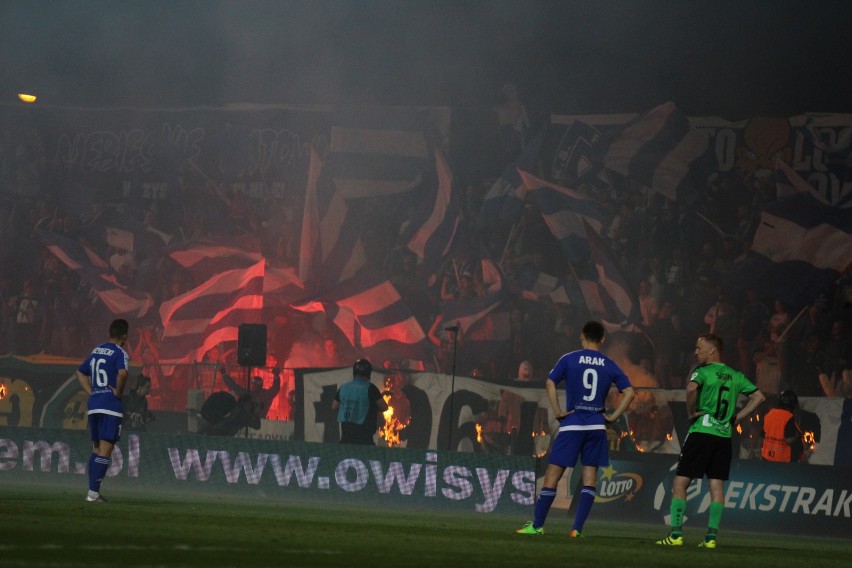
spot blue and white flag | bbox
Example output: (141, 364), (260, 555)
(732, 192), (852, 307)
(36, 229), (155, 320)
(158, 260), (265, 364)
(324, 111), (436, 199)
(584, 221), (642, 330)
(298, 146), (366, 292)
(302, 112), (453, 292)
(292, 271), (432, 363)
(406, 149), (462, 273)
(439, 290), (512, 364)
(774, 159), (832, 205)
(517, 269), (590, 307)
(799, 118), (852, 208)
(549, 118), (612, 194)
(603, 102), (710, 202)
(167, 238), (264, 282)
(519, 170), (612, 263)
(477, 129), (544, 227)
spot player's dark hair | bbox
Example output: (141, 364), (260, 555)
(582, 321), (605, 343)
(109, 318), (129, 339)
(353, 358), (373, 378)
(699, 333), (724, 353)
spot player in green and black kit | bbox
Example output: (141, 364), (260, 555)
(657, 333), (765, 548)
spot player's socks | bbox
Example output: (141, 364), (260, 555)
(87, 453), (98, 492)
(532, 487), (556, 529)
(670, 497), (686, 533)
(708, 501), (723, 532)
(90, 455), (110, 492)
(571, 486), (596, 533)
(656, 496), (685, 545)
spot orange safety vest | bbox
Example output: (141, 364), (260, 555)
(761, 408), (798, 462)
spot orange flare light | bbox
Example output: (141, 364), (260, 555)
(378, 376), (409, 447)
(18, 93), (37, 103)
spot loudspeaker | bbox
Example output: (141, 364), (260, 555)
(237, 324), (267, 367)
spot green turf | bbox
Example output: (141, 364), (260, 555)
(1, 484), (848, 567)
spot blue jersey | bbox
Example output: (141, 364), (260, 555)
(549, 348), (632, 428)
(78, 342), (129, 417)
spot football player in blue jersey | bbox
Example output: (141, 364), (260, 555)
(517, 320), (635, 537)
(75, 318), (130, 502)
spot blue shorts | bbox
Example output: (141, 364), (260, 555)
(89, 413), (122, 443)
(549, 428), (609, 468)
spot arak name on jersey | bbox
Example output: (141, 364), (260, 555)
(579, 355), (604, 366)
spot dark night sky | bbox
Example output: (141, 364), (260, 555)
(1, 0), (850, 119)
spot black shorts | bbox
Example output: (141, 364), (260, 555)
(340, 422), (376, 445)
(676, 432), (732, 480)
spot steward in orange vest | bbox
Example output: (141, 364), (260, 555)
(761, 391), (803, 462)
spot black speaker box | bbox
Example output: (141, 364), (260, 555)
(237, 324), (267, 367)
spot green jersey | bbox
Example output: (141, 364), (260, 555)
(687, 362), (758, 438)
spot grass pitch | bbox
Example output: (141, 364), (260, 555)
(1, 484), (848, 567)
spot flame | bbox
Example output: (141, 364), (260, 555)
(803, 431), (815, 451)
(378, 376), (409, 447)
(531, 431), (548, 458)
(0, 383), (6, 400)
(736, 424), (742, 434)
(666, 433), (673, 441)
(476, 423), (483, 443)
(18, 93), (37, 103)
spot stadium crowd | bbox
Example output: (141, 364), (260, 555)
(1, 113), (851, 421)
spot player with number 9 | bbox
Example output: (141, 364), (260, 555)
(516, 320), (635, 538)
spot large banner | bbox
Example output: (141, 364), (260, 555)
(548, 111), (852, 207)
(3, 102), (846, 216)
(584, 453), (851, 538)
(1, 426), (848, 536)
(0, 427), (533, 514)
(300, 368), (554, 453)
(0, 103), (451, 216)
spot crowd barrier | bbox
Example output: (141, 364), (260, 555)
(0, 427), (534, 514)
(2, 426), (849, 537)
(1, 356), (849, 465)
